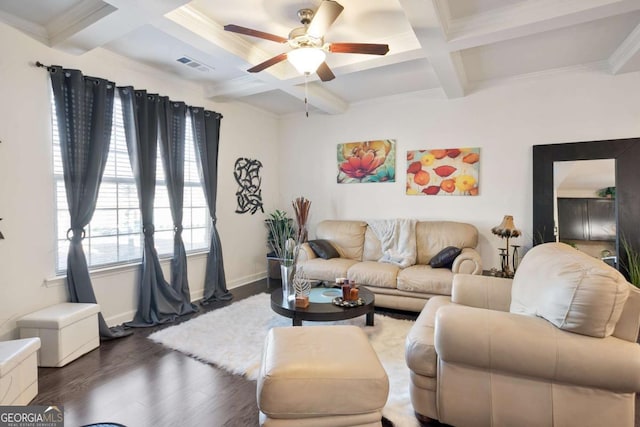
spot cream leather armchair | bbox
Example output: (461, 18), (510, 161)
(405, 243), (640, 427)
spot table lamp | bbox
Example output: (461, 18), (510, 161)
(491, 215), (521, 277)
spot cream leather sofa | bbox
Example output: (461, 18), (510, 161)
(405, 242), (640, 427)
(297, 220), (482, 312)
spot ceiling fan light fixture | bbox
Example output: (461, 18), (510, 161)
(287, 47), (326, 75)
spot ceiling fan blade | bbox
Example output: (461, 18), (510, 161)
(224, 24), (288, 44)
(329, 43), (389, 55)
(307, 0), (344, 39)
(247, 53), (288, 73)
(316, 62), (335, 82)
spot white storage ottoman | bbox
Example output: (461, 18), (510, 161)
(17, 303), (100, 367)
(0, 338), (41, 405)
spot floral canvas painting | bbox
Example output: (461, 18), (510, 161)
(406, 148), (480, 196)
(337, 140), (396, 184)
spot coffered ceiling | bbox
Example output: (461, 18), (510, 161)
(1, 0), (639, 115)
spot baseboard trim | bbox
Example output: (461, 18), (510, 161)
(105, 309), (137, 327)
(228, 271), (267, 289)
(105, 275), (268, 327)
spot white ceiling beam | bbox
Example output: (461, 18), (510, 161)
(47, 0), (191, 54)
(398, 0), (466, 98)
(0, 10), (48, 44)
(205, 76), (269, 99)
(446, 0), (640, 51)
(231, 70), (349, 115)
(293, 83), (349, 115)
(609, 23), (640, 74)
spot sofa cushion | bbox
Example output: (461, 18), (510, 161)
(308, 239), (340, 260)
(510, 242), (630, 338)
(416, 221), (478, 265)
(362, 228), (383, 262)
(298, 258), (360, 282)
(429, 246), (461, 268)
(348, 261), (400, 288)
(316, 220), (367, 261)
(397, 265), (454, 296)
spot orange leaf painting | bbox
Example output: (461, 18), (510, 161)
(406, 147), (480, 196)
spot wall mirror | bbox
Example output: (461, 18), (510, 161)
(533, 137), (640, 278)
(554, 159), (616, 266)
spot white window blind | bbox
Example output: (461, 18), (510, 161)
(52, 93), (210, 273)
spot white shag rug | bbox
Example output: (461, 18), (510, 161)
(149, 293), (419, 427)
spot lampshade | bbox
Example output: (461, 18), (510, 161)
(287, 48), (326, 75)
(491, 215), (521, 238)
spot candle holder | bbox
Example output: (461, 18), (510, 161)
(512, 245), (521, 273)
(498, 248), (508, 277)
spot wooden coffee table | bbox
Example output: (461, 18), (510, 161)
(270, 286), (375, 326)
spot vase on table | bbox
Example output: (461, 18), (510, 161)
(280, 263), (296, 302)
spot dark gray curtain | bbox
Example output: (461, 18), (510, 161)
(118, 88), (190, 327)
(158, 97), (197, 314)
(49, 66), (130, 339)
(189, 108), (232, 303)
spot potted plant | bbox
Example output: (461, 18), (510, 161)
(265, 210), (297, 301)
(265, 209), (295, 259)
(621, 236), (640, 288)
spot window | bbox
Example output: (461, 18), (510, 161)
(153, 115), (211, 256)
(52, 94), (210, 273)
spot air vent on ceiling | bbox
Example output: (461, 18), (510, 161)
(176, 56), (214, 72)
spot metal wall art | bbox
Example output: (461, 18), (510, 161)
(234, 157), (264, 214)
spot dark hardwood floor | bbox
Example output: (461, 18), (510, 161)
(33, 280), (269, 427)
(32, 280), (414, 427)
(30, 279), (640, 427)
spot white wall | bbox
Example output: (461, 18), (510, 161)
(2, 19), (640, 340)
(0, 23), (280, 340)
(278, 68), (640, 270)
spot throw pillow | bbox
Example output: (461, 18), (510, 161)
(308, 239), (340, 260)
(429, 246), (461, 268)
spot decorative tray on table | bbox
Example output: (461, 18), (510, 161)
(332, 297), (365, 308)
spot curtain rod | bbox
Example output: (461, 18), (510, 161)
(34, 60), (222, 118)
(35, 61), (55, 71)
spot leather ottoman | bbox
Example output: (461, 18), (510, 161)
(0, 338), (41, 405)
(17, 303), (100, 367)
(257, 325), (389, 427)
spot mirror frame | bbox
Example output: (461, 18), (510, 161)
(533, 137), (640, 276)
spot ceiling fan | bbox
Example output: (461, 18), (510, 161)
(224, 0), (390, 82)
